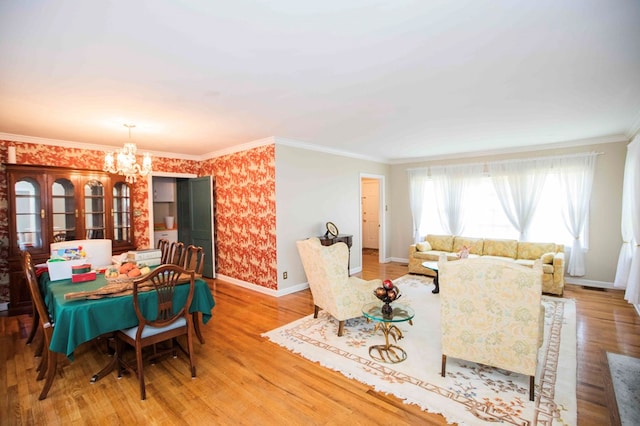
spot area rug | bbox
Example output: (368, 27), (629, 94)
(263, 274), (577, 425)
(607, 352), (640, 426)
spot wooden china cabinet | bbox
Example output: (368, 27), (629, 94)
(6, 164), (136, 315)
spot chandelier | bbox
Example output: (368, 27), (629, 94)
(103, 124), (152, 183)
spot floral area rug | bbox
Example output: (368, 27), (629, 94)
(262, 274), (577, 425)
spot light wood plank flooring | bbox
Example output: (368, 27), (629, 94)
(1, 253), (639, 425)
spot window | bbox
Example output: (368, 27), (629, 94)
(419, 173), (585, 247)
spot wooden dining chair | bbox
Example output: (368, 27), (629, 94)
(114, 264), (196, 400)
(182, 245), (206, 343)
(157, 238), (171, 264)
(168, 241), (186, 266)
(183, 245), (204, 276)
(22, 251), (58, 400)
(21, 250), (45, 370)
(21, 251), (42, 351)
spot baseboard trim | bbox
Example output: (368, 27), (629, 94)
(565, 277), (616, 289)
(216, 274), (309, 297)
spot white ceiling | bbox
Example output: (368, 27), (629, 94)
(1, 1), (639, 163)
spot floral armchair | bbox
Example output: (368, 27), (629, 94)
(438, 257), (544, 401)
(296, 237), (381, 336)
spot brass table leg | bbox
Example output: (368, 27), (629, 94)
(367, 319), (413, 363)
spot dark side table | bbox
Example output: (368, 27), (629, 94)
(422, 261), (440, 294)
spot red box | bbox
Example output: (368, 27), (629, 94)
(71, 263), (92, 274)
(71, 271), (97, 283)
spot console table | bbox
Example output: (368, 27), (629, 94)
(318, 234), (353, 275)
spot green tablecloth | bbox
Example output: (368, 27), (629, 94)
(39, 271), (215, 360)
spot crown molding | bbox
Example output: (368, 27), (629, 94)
(200, 136), (277, 159)
(0, 132), (202, 161)
(200, 135), (389, 163)
(2, 131), (631, 166)
(274, 136), (388, 164)
(626, 110), (640, 140)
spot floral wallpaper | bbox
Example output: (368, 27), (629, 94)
(0, 145), (8, 302)
(200, 144), (277, 289)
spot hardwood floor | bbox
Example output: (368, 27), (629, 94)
(1, 253), (639, 425)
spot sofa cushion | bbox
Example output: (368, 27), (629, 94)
(483, 239), (518, 259)
(453, 237), (484, 255)
(416, 241), (432, 252)
(426, 234), (454, 252)
(517, 242), (557, 260)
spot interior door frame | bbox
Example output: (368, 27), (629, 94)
(146, 171), (197, 247)
(359, 173), (386, 265)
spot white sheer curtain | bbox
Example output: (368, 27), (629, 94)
(614, 135), (640, 305)
(430, 164), (482, 236)
(488, 158), (550, 241)
(555, 153), (598, 276)
(408, 168), (428, 243)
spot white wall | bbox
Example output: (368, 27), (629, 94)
(388, 140), (628, 284)
(275, 144), (389, 291)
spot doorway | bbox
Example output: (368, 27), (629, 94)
(360, 174), (385, 265)
(147, 173), (216, 278)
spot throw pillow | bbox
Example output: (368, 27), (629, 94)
(541, 252), (555, 264)
(416, 241), (432, 252)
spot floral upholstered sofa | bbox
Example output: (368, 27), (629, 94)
(408, 234), (565, 295)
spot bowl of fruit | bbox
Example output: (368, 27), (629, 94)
(105, 262), (151, 282)
(374, 279), (401, 318)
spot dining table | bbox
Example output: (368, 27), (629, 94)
(39, 269), (215, 362)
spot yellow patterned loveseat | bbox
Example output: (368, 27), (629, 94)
(408, 234), (565, 295)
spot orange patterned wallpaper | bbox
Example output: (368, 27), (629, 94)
(0, 140), (278, 304)
(200, 144), (277, 289)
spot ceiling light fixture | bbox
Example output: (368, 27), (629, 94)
(103, 124), (152, 183)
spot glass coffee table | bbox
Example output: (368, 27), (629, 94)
(422, 261), (440, 293)
(362, 303), (415, 363)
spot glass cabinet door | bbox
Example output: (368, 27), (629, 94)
(14, 178), (44, 251)
(51, 178), (77, 242)
(112, 181), (132, 244)
(84, 179), (105, 239)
